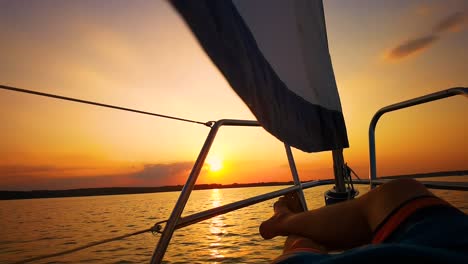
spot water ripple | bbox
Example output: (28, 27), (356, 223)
(1, 186), (465, 263)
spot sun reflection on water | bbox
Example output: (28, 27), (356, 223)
(208, 189), (225, 261)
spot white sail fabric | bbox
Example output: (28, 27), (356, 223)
(172, 0), (348, 152)
(232, 0), (342, 112)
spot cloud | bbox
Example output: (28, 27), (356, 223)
(386, 35), (439, 60)
(0, 162), (195, 190)
(0, 165), (58, 174)
(0, 165), (95, 176)
(434, 11), (467, 33)
(131, 162), (193, 185)
(415, 4), (433, 16)
(385, 10), (466, 61)
(0, 173), (132, 191)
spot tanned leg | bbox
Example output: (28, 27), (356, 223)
(260, 179), (434, 251)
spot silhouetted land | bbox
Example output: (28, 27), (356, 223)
(0, 181), (296, 200)
(2, 170), (466, 200)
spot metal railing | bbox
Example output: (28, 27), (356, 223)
(150, 119), (312, 263)
(152, 87), (468, 263)
(2, 84), (466, 263)
(369, 87), (468, 186)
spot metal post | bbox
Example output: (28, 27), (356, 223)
(332, 149), (346, 193)
(150, 122), (222, 263)
(369, 127), (377, 189)
(324, 149), (355, 205)
(284, 144), (308, 211)
(150, 119), (259, 263)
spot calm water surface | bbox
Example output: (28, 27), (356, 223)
(1, 185), (466, 263)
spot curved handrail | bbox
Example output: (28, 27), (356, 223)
(369, 87), (468, 185)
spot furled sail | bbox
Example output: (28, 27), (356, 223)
(171, 0), (348, 152)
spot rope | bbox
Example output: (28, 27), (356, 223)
(343, 163), (356, 200)
(0, 84), (211, 261)
(12, 221), (166, 264)
(0, 84), (213, 127)
(346, 165), (362, 180)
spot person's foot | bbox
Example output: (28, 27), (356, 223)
(259, 194), (304, 239)
(284, 192), (305, 213)
(259, 197), (291, 239)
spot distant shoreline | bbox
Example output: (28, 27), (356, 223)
(0, 181), (297, 200)
(2, 170), (466, 200)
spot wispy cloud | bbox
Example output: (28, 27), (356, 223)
(0, 165), (95, 175)
(386, 35), (439, 60)
(0, 173), (132, 191)
(130, 162), (193, 185)
(385, 10), (466, 61)
(0, 162), (196, 190)
(0, 165), (58, 174)
(433, 11), (467, 33)
(415, 4), (433, 16)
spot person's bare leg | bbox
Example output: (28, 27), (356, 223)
(260, 192), (305, 237)
(260, 179), (434, 251)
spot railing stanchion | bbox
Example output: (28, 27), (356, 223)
(150, 119), (259, 263)
(284, 144), (308, 211)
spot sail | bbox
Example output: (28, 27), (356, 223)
(171, 0), (348, 152)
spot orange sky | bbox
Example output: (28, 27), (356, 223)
(0, 0), (467, 190)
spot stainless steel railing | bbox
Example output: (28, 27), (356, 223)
(2, 84), (466, 263)
(152, 87), (468, 263)
(369, 87), (468, 186)
(150, 119), (313, 263)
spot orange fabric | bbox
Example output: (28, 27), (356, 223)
(372, 196), (450, 244)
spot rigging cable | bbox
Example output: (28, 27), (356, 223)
(12, 220), (167, 264)
(345, 164), (362, 180)
(0, 84), (209, 261)
(343, 163), (357, 200)
(0, 84), (214, 127)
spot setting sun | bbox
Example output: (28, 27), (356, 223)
(206, 156), (223, 172)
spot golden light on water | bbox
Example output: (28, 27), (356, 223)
(209, 188), (225, 260)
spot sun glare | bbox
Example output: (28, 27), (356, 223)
(207, 156), (223, 172)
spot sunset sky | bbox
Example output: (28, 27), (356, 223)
(0, 0), (467, 191)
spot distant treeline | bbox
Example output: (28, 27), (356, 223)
(380, 170), (468, 179)
(0, 181), (295, 200)
(4, 170), (466, 200)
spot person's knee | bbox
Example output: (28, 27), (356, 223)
(387, 178), (422, 186)
(360, 178), (434, 230)
(363, 178), (432, 205)
(379, 178), (431, 196)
